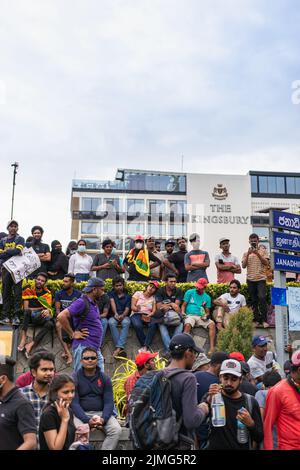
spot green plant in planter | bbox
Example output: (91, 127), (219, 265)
(216, 307), (254, 361)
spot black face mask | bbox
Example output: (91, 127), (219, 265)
(54, 248), (62, 253)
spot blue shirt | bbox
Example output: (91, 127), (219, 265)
(108, 290), (131, 315)
(55, 288), (82, 310)
(194, 370), (219, 403)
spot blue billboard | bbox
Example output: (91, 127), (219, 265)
(272, 231), (300, 253)
(271, 210), (300, 233)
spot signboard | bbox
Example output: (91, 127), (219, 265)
(271, 287), (287, 306)
(271, 210), (300, 233)
(272, 252), (300, 274)
(288, 287), (300, 331)
(3, 247), (41, 283)
(271, 231), (300, 253)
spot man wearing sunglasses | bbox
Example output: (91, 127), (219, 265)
(71, 347), (122, 450)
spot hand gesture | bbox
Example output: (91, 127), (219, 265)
(55, 398), (70, 422)
(236, 408), (254, 428)
(41, 309), (51, 318)
(73, 328), (89, 340)
(207, 383), (221, 403)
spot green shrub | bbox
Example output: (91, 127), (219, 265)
(216, 307), (254, 361)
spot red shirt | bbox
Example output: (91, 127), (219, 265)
(15, 371), (34, 388)
(124, 371), (141, 403)
(264, 379), (300, 450)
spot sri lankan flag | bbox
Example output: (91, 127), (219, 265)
(127, 248), (150, 278)
(22, 287), (54, 316)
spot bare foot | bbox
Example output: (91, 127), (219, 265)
(263, 322), (270, 329)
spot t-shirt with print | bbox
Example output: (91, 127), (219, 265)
(132, 291), (155, 322)
(218, 293), (246, 312)
(55, 289), (82, 311)
(26, 240), (50, 279)
(247, 351), (275, 380)
(184, 250), (210, 282)
(183, 289), (212, 316)
(215, 253), (240, 284)
(155, 286), (183, 305)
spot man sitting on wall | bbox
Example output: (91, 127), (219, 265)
(212, 280), (246, 331)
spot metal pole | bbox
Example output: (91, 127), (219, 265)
(274, 270), (289, 368)
(10, 162), (19, 219)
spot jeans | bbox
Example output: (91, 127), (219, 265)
(159, 323), (183, 352)
(75, 273), (90, 282)
(130, 314), (158, 348)
(108, 316), (131, 349)
(247, 280), (267, 323)
(73, 412), (122, 450)
(101, 317), (108, 346)
(22, 309), (54, 347)
(1, 268), (23, 319)
(73, 343), (104, 372)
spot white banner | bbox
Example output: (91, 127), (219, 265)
(3, 247), (41, 284)
(288, 287), (300, 331)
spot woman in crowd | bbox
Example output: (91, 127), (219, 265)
(47, 241), (69, 280)
(39, 375), (76, 450)
(68, 239), (93, 282)
(130, 280), (159, 352)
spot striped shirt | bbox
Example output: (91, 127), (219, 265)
(242, 246), (268, 282)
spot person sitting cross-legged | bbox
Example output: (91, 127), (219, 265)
(71, 347), (122, 451)
(108, 277), (131, 358)
(212, 279), (246, 331)
(182, 278), (216, 356)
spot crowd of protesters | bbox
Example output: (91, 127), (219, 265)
(1, 220), (300, 451)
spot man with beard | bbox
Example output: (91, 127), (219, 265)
(0, 220), (25, 326)
(26, 226), (50, 279)
(203, 359), (263, 450)
(47, 240), (68, 280)
(55, 274), (82, 364)
(163, 237), (188, 283)
(18, 272), (54, 357)
(57, 278), (104, 372)
(0, 357), (37, 450)
(20, 351), (55, 447)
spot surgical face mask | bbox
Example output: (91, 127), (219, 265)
(78, 245), (86, 253)
(135, 242), (143, 250)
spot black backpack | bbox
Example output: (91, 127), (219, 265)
(128, 368), (186, 450)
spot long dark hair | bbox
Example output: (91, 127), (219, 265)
(43, 374), (75, 412)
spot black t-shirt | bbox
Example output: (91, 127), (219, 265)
(168, 251), (188, 282)
(39, 405), (76, 450)
(48, 253), (69, 280)
(124, 250), (161, 282)
(155, 286), (183, 305)
(26, 241), (50, 279)
(0, 387), (36, 450)
(207, 394), (263, 450)
(96, 293), (111, 316)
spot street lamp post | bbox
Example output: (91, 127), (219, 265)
(10, 162), (19, 219)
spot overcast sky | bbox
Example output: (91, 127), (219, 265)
(0, 0), (299, 248)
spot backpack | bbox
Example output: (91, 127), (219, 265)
(128, 368), (186, 450)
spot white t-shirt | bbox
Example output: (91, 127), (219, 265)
(247, 351), (275, 380)
(219, 293), (246, 312)
(68, 252), (93, 275)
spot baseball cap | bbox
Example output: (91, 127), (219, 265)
(196, 278), (208, 289)
(7, 220), (18, 229)
(165, 239), (175, 246)
(219, 237), (230, 244)
(219, 359), (242, 377)
(189, 233), (199, 242)
(291, 350), (300, 367)
(169, 333), (203, 353)
(149, 280), (160, 289)
(192, 353), (210, 371)
(229, 351), (245, 362)
(134, 235), (144, 241)
(82, 278), (105, 292)
(252, 335), (268, 347)
(146, 236), (155, 241)
(135, 351), (158, 368)
(240, 361), (250, 375)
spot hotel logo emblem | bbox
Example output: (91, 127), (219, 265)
(212, 184), (228, 200)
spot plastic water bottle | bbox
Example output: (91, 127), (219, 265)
(211, 392), (226, 427)
(237, 408), (248, 444)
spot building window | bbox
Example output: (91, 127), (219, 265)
(81, 222), (98, 235)
(82, 198), (101, 211)
(286, 177), (300, 195)
(103, 198), (120, 212)
(258, 176), (268, 193)
(148, 200), (166, 215)
(251, 175), (258, 193)
(126, 222), (144, 236)
(81, 238), (101, 250)
(147, 223), (166, 238)
(169, 224), (187, 238)
(127, 199), (144, 215)
(102, 237), (123, 251)
(169, 200), (187, 215)
(257, 175), (286, 194)
(103, 222), (122, 235)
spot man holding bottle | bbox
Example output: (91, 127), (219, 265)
(202, 359), (263, 450)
